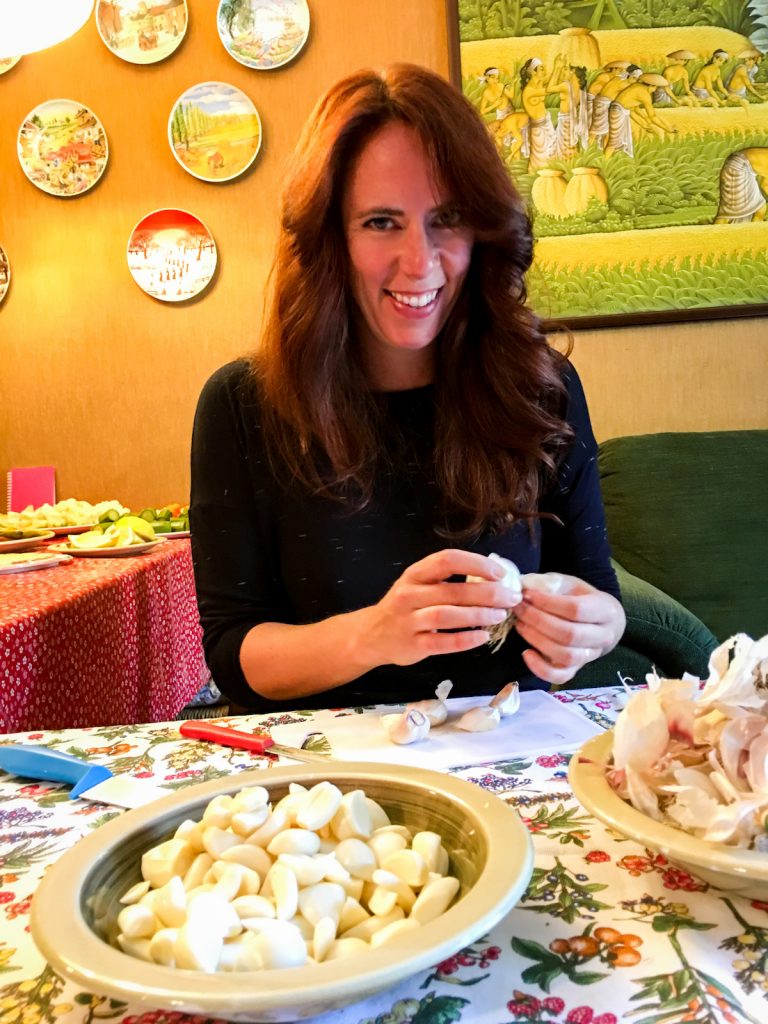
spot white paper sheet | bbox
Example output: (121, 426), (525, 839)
(270, 690), (603, 770)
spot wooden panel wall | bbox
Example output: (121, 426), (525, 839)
(0, 0), (765, 510)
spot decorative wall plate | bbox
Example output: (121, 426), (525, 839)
(95, 0), (187, 65)
(0, 56), (21, 76)
(127, 209), (217, 302)
(168, 82), (262, 183)
(17, 99), (108, 197)
(216, 0), (309, 70)
(0, 244), (9, 306)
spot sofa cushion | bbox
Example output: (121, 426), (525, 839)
(598, 430), (767, 642)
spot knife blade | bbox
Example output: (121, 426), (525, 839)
(0, 745), (168, 808)
(178, 721), (330, 763)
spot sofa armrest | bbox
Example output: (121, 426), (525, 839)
(612, 559), (718, 679)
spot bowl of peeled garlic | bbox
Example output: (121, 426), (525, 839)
(32, 762), (533, 1022)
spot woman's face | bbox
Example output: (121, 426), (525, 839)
(343, 122), (473, 388)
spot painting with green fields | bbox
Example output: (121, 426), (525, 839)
(452, 0), (768, 324)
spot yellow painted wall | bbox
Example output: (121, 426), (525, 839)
(1, 0), (766, 511)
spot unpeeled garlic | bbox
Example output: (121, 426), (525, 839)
(466, 553), (523, 651)
(490, 681), (520, 717)
(456, 706), (501, 732)
(381, 708), (430, 745)
(406, 679), (454, 726)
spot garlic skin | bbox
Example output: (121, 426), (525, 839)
(456, 706), (501, 732)
(406, 679), (454, 726)
(381, 709), (431, 745)
(489, 681), (520, 717)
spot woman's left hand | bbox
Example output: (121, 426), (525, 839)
(513, 576), (625, 685)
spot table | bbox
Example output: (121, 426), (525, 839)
(0, 539), (210, 733)
(1, 687), (765, 1024)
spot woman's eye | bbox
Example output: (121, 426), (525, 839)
(433, 208), (462, 229)
(363, 216), (396, 231)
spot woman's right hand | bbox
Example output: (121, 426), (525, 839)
(357, 549), (522, 667)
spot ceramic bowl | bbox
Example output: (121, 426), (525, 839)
(570, 731), (768, 900)
(32, 762), (534, 1022)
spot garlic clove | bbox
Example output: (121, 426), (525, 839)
(410, 875), (461, 924)
(456, 706), (501, 732)
(521, 571), (565, 595)
(325, 936), (370, 960)
(490, 681), (520, 717)
(141, 838), (196, 890)
(295, 780), (343, 832)
(119, 880), (151, 905)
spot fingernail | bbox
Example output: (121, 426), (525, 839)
(490, 609), (507, 623)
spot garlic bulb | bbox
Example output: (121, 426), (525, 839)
(381, 709), (431, 745)
(406, 679), (454, 726)
(456, 706), (501, 732)
(489, 681), (520, 717)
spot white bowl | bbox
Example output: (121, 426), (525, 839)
(570, 731), (768, 900)
(32, 762), (534, 1023)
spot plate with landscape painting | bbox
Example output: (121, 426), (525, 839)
(168, 82), (262, 183)
(0, 244), (9, 306)
(216, 0), (309, 70)
(17, 99), (108, 197)
(95, 0), (188, 65)
(0, 56), (21, 76)
(127, 209), (217, 302)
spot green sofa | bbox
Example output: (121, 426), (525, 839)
(571, 429), (768, 687)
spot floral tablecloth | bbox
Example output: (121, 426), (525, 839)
(1, 687), (766, 1024)
(0, 540), (210, 733)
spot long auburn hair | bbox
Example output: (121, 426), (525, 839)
(253, 63), (572, 539)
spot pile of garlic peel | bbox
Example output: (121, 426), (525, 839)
(382, 679), (520, 743)
(467, 553), (566, 651)
(116, 780), (459, 972)
(607, 632), (768, 850)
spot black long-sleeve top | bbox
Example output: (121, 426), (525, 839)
(190, 358), (619, 711)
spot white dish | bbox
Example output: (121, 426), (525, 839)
(50, 523), (98, 536)
(159, 529), (190, 539)
(0, 553), (72, 574)
(216, 0), (309, 70)
(50, 539), (165, 558)
(17, 99), (108, 197)
(95, 0), (187, 65)
(31, 762), (533, 1022)
(570, 730), (768, 900)
(0, 531), (55, 553)
(168, 82), (261, 183)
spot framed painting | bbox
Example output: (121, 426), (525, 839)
(447, 1), (768, 327)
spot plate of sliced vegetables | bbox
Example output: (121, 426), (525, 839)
(50, 540), (165, 558)
(0, 530), (55, 553)
(49, 518), (166, 558)
(50, 524), (98, 536)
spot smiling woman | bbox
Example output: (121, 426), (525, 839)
(189, 63), (625, 713)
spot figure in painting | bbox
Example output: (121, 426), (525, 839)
(715, 148), (768, 223)
(590, 64), (638, 148)
(604, 73), (675, 158)
(520, 55), (572, 171)
(555, 63), (589, 160)
(654, 51), (699, 106)
(479, 66), (516, 120)
(692, 50), (747, 108)
(725, 49), (766, 102)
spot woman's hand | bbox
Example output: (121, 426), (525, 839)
(359, 549), (522, 668)
(513, 576), (625, 685)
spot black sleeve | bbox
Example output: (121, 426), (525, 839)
(189, 360), (291, 704)
(538, 364), (621, 602)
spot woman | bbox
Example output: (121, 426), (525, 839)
(190, 63), (625, 712)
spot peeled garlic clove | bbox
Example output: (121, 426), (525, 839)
(410, 831), (444, 874)
(295, 781), (343, 832)
(367, 886), (399, 916)
(334, 837), (376, 880)
(220, 843), (270, 878)
(141, 838), (196, 889)
(341, 906), (404, 942)
(410, 875), (461, 924)
(312, 915), (338, 962)
(330, 789), (372, 840)
(371, 868), (416, 911)
(276, 852), (327, 887)
(297, 882), (346, 926)
(382, 708), (430, 745)
(152, 875), (188, 928)
(380, 848), (428, 888)
(325, 936), (370, 960)
(119, 880), (151, 905)
(267, 827), (321, 857)
(117, 934), (153, 961)
(186, 891), (242, 939)
(231, 786), (270, 813)
(182, 852), (214, 892)
(174, 819), (205, 853)
(521, 571), (565, 595)
(245, 920), (308, 969)
(174, 921), (223, 972)
(370, 917), (421, 948)
(266, 862), (299, 920)
(456, 706), (501, 732)
(201, 794), (236, 830)
(338, 895), (370, 933)
(490, 681), (520, 717)
(231, 807), (270, 837)
(202, 825), (241, 860)
(245, 806), (290, 848)
(365, 798), (391, 831)
(231, 894), (275, 919)
(367, 829), (407, 866)
(117, 903), (158, 939)
(149, 927), (177, 967)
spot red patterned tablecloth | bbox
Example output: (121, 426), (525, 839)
(0, 540), (210, 732)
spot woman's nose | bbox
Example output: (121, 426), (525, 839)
(399, 225), (437, 278)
